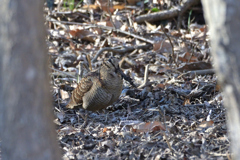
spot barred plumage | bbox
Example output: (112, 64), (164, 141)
(66, 57), (123, 111)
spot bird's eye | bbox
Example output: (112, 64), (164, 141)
(108, 57), (112, 63)
(108, 58), (115, 68)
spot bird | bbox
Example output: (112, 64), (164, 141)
(66, 57), (123, 114)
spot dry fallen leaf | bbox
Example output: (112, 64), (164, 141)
(183, 98), (191, 105)
(177, 62), (213, 72)
(56, 111), (65, 123)
(127, 0), (141, 5)
(178, 52), (198, 63)
(198, 120), (214, 129)
(132, 121), (166, 133)
(94, 0), (125, 13)
(156, 83), (167, 89)
(145, 21), (157, 31)
(69, 29), (97, 42)
(60, 89), (69, 100)
(102, 127), (111, 133)
(170, 30), (182, 37)
(101, 140), (116, 149)
(153, 40), (172, 53)
(57, 126), (79, 136)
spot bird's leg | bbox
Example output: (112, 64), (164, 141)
(80, 109), (88, 128)
(105, 111), (109, 123)
(76, 109), (85, 120)
(76, 109), (88, 128)
(82, 111), (88, 128)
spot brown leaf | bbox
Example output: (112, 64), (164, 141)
(170, 30), (182, 37)
(132, 121), (166, 133)
(103, 127), (109, 133)
(155, 83), (167, 89)
(153, 40), (172, 53)
(69, 29), (97, 42)
(82, 3), (125, 11)
(198, 120), (214, 128)
(178, 52), (198, 63)
(82, 4), (99, 10)
(113, 4), (125, 10)
(127, 0), (141, 5)
(177, 62), (213, 72)
(183, 98), (191, 105)
(92, 28), (103, 35)
(95, 0), (113, 13)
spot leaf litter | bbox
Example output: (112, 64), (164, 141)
(46, 0), (230, 159)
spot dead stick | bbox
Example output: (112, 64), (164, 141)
(46, 16), (155, 44)
(135, 0), (200, 23)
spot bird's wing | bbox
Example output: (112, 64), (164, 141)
(66, 71), (98, 109)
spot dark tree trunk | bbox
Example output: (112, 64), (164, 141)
(0, 0), (61, 159)
(202, 0), (240, 159)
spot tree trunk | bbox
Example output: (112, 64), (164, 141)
(0, 0), (61, 159)
(202, 0), (240, 159)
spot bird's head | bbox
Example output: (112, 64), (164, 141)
(102, 56), (120, 73)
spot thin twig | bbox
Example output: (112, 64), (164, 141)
(162, 131), (173, 153)
(177, 69), (215, 79)
(46, 16), (155, 44)
(86, 54), (92, 71)
(91, 44), (151, 63)
(138, 63), (173, 89)
(161, 25), (178, 67)
(138, 64), (150, 89)
(50, 67), (76, 78)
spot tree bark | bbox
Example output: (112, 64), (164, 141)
(202, 0), (240, 159)
(0, 0), (61, 159)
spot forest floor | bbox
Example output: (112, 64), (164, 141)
(47, 0), (230, 159)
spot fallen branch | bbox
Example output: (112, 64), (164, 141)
(91, 44), (151, 63)
(177, 69), (215, 79)
(50, 68), (76, 78)
(135, 0), (200, 23)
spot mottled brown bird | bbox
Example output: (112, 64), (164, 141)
(66, 57), (123, 112)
